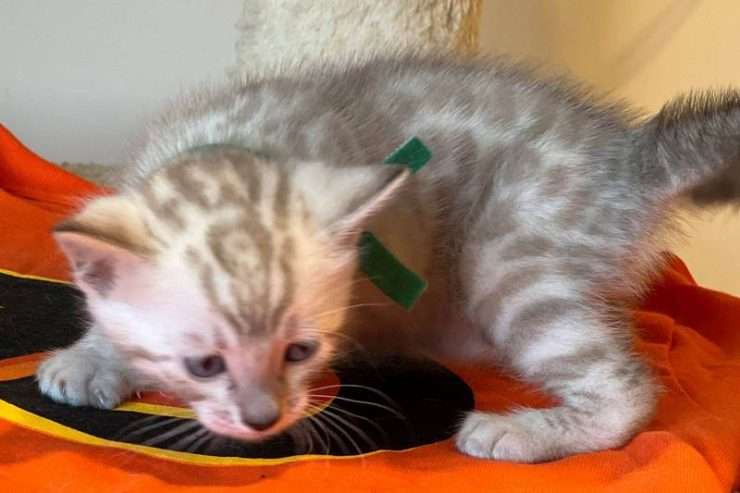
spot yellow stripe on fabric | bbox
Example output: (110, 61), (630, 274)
(0, 267), (69, 285)
(115, 401), (196, 419)
(0, 400), (397, 465)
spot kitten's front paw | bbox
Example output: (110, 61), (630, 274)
(456, 411), (551, 463)
(37, 348), (129, 409)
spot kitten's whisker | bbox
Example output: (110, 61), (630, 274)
(306, 390), (406, 421)
(308, 394), (406, 422)
(305, 277), (390, 317)
(114, 413), (173, 438)
(308, 400), (380, 449)
(301, 420), (321, 455)
(315, 276), (374, 300)
(288, 421), (311, 454)
(310, 414), (345, 455)
(303, 408), (331, 454)
(313, 330), (368, 354)
(303, 423), (315, 454)
(307, 418), (330, 454)
(118, 416), (185, 440)
(296, 278), (368, 314)
(188, 431), (215, 454)
(305, 418), (330, 454)
(142, 420), (201, 447)
(318, 407), (378, 452)
(315, 411), (363, 457)
(315, 401), (389, 441)
(203, 434), (227, 455)
(311, 301), (391, 321)
(312, 413), (350, 455)
(170, 426), (208, 451)
(309, 383), (402, 407)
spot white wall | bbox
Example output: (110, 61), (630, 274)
(0, 0), (243, 164)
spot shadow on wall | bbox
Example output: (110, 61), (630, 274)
(480, 0), (700, 92)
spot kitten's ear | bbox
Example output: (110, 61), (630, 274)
(54, 195), (152, 298)
(294, 162), (410, 238)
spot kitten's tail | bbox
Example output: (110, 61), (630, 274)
(637, 89), (740, 205)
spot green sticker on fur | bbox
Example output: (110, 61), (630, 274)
(383, 137), (432, 173)
(358, 232), (428, 310)
(358, 138), (431, 310)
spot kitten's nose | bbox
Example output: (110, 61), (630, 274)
(240, 395), (281, 431)
(242, 412), (280, 431)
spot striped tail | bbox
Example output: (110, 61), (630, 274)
(637, 90), (740, 205)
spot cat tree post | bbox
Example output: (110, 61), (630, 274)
(230, 0), (482, 79)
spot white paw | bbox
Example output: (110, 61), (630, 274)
(36, 348), (129, 409)
(456, 411), (556, 463)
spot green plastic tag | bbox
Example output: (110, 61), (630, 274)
(383, 137), (432, 174)
(358, 232), (428, 310)
(359, 138), (431, 310)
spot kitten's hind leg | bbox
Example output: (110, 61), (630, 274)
(37, 326), (133, 409)
(457, 256), (656, 462)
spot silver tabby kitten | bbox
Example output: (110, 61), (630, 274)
(37, 55), (740, 462)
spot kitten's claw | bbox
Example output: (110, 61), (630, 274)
(37, 348), (129, 409)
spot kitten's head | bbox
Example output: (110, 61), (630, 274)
(55, 149), (407, 440)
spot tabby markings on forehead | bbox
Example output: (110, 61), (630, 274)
(269, 235), (296, 331)
(199, 262), (246, 335)
(164, 164), (210, 209)
(140, 185), (186, 232)
(272, 167), (291, 232)
(185, 246), (204, 266)
(217, 181), (247, 208)
(203, 212), (288, 335)
(188, 165), (229, 208)
(230, 154), (263, 204)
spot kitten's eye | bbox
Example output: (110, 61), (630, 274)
(285, 341), (318, 363)
(184, 355), (226, 378)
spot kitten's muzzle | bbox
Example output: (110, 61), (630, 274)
(239, 390), (282, 432)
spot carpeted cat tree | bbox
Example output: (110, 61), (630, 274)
(229, 0), (481, 79)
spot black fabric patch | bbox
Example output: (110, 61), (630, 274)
(0, 273), (88, 359)
(0, 271), (474, 458)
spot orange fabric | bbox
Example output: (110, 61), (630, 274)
(1, 124), (739, 492)
(0, 125), (103, 280)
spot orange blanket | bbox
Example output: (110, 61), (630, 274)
(1, 124), (739, 492)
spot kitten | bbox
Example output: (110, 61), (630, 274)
(36, 55), (740, 462)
